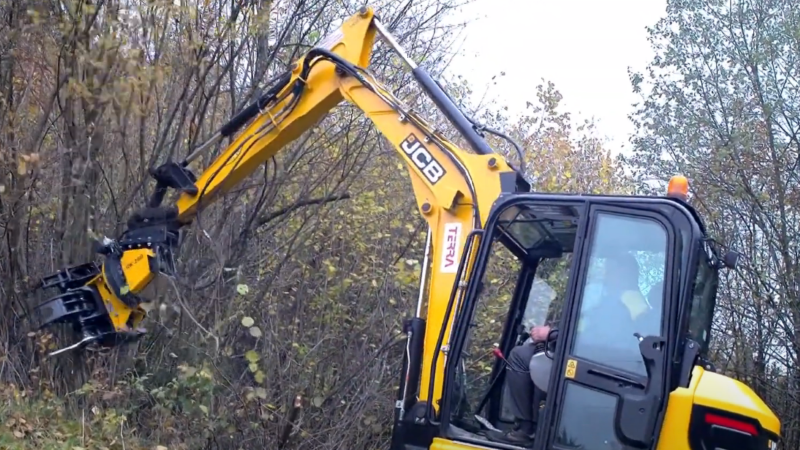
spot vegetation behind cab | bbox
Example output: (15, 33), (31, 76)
(0, 0), (796, 448)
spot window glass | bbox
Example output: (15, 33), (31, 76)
(687, 243), (719, 352)
(450, 242), (522, 428)
(500, 255), (572, 422)
(555, 382), (619, 450)
(571, 213), (667, 376)
(453, 202), (582, 432)
(521, 256), (572, 331)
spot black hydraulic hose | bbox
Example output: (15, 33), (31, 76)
(411, 68), (494, 156)
(428, 76), (527, 173)
(220, 70), (292, 137)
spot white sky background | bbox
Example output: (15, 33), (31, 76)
(445, 0), (668, 156)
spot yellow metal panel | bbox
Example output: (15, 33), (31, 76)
(656, 365), (781, 450)
(692, 367), (780, 434)
(430, 437), (499, 450)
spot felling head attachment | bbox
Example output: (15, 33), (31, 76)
(31, 263), (145, 356)
(32, 205), (184, 357)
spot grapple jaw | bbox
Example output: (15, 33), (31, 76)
(32, 263), (146, 357)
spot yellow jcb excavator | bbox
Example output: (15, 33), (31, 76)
(31, 6), (781, 450)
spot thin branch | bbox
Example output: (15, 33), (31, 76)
(256, 193), (352, 228)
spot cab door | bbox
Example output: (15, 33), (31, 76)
(537, 205), (674, 450)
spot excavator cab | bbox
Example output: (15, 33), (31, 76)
(419, 181), (781, 450)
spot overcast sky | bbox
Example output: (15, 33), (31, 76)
(446, 0), (667, 155)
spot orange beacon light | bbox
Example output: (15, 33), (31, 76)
(667, 175), (689, 201)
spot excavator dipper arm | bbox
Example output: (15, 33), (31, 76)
(32, 6), (526, 418)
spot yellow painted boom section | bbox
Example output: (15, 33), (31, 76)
(337, 75), (512, 407)
(174, 11), (377, 218)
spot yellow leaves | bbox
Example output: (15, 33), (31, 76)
(254, 370), (265, 384)
(177, 364), (197, 378)
(245, 350), (265, 383)
(66, 78), (93, 101)
(241, 316), (254, 327)
(324, 259), (337, 274)
(392, 259), (420, 286)
(254, 387), (267, 399)
(7, 416), (34, 439)
(244, 386), (268, 402)
(505, 81), (630, 195)
(17, 153), (40, 175)
(25, 7), (43, 25)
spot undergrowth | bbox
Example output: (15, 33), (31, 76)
(0, 384), (150, 450)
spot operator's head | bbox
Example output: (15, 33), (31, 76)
(604, 252), (641, 292)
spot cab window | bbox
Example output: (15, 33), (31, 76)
(571, 212), (667, 376)
(448, 202), (581, 438)
(498, 255), (571, 422)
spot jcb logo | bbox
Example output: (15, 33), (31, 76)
(401, 134), (446, 185)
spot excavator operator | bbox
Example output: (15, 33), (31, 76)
(490, 252), (651, 447)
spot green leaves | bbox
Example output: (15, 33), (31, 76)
(244, 350), (259, 364)
(241, 316), (262, 338)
